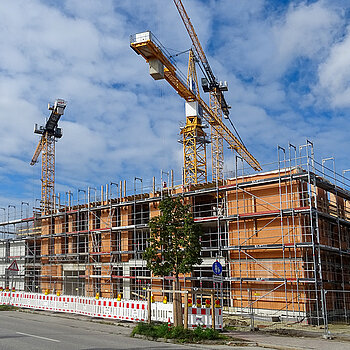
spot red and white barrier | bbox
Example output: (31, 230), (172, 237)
(0, 292), (11, 305)
(0, 291), (223, 329)
(188, 307), (223, 330)
(0, 291), (148, 323)
(151, 302), (173, 323)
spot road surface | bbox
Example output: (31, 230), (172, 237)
(0, 310), (263, 350)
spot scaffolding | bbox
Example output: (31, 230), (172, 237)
(1, 142), (350, 325)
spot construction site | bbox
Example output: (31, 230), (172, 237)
(0, 0), (349, 328)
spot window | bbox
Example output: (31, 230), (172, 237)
(132, 204), (149, 225)
(193, 194), (219, 218)
(111, 231), (121, 262)
(112, 266), (123, 297)
(25, 268), (40, 292)
(70, 214), (78, 232)
(200, 224), (227, 257)
(133, 229), (150, 259)
(112, 207), (121, 227)
(90, 232), (101, 262)
(130, 267), (151, 300)
(78, 212), (88, 231)
(78, 234), (88, 263)
(62, 235), (68, 255)
(49, 237), (55, 256)
(62, 215), (69, 233)
(93, 210), (101, 229)
(93, 267), (101, 295)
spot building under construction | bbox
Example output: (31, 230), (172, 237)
(1, 0), (350, 329)
(1, 142), (349, 325)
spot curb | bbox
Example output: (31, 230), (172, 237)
(132, 334), (177, 344)
(256, 343), (304, 350)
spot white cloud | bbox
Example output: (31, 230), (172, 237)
(274, 2), (339, 70)
(1, 0), (350, 217)
(317, 25), (350, 107)
(217, 1), (340, 84)
(0, 1), (182, 179)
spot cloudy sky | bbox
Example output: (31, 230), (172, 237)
(1, 0), (350, 215)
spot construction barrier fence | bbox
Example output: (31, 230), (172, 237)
(0, 291), (223, 329)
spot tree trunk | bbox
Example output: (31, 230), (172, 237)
(173, 276), (183, 327)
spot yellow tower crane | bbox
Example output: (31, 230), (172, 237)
(173, 0), (231, 181)
(130, 32), (261, 180)
(30, 99), (66, 214)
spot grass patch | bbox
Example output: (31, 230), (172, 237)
(132, 322), (224, 342)
(0, 305), (18, 311)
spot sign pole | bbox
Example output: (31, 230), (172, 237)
(211, 292), (215, 329)
(147, 290), (152, 324)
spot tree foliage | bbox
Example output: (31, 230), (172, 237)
(144, 195), (202, 278)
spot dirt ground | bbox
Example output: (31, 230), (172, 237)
(223, 314), (350, 341)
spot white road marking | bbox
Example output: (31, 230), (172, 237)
(16, 331), (61, 343)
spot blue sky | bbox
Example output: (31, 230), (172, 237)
(1, 0), (350, 215)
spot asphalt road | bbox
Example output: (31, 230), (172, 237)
(0, 311), (199, 350)
(1, 310), (348, 350)
(0, 311), (261, 350)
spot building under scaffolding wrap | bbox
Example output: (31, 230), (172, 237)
(1, 142), (350, 325)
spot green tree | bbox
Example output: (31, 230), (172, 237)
(143, 195), (202, 326)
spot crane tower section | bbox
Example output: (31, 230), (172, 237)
(173, 0), (230, 181)
(179, 49), (209, 185)
(180, 102), (208, 184)
(210, 89), (224, 181)
(30, 99), (66, 214)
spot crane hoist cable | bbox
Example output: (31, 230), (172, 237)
(169, 48), (191, 59)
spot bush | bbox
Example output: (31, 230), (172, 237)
(193, 326), (220, 340)
(154, 323), (169, 338)
(0, 305), (18, 311)
(131, 322), (158, 338)
(169, 326), (193, 341)
(132, 322), (222, 343)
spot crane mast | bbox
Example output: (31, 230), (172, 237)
(210, 88), (224, 181)
(30, 99), (66, 214)
(173, 0), (232, 181)
(179, 49), (208, 184)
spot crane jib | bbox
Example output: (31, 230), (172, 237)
(130, 33), (261, 171)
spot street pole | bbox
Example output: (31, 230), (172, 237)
(147, 290), (152, 324)
(211, 292), (215, 330)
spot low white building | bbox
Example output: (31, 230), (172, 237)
(0, 239), (25, 290)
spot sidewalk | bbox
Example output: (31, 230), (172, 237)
(229, 330), (350, 350)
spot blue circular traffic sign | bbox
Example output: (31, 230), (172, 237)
(212, 261), (222, 275)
